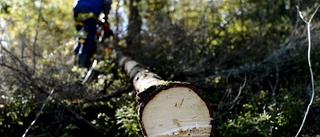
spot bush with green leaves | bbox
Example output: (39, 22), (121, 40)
(115, 105), (142, 137)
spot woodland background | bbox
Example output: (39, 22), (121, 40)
(1, 0), (320, 137)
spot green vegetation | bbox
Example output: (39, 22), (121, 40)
(1, 0), (320, 136)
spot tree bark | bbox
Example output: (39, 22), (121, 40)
(126, 0), (142, 47)
(119, 56), (213, 137)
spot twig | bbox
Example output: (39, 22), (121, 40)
(96, 85), (133, 101)
(295, 4), (320, 137)
(22, 87), (55, 137)
(33, 0), (43, 72)
(229, 76), (246, 110)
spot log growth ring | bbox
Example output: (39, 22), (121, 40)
(142, 87), (212, 137)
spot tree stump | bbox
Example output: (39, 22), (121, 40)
(120, 57), (213, 137)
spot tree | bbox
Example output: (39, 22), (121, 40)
(118, 53), (213, 136)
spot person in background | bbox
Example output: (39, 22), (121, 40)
(73, 0), (113, 68)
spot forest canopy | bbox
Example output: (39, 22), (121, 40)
(1, 0), (320, 136)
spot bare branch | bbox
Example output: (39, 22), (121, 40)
(295, 4), (320, 137)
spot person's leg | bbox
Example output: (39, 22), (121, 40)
(82, 19), (97, 66)
(73, 3), (98, 68)
(77, 18), (97, 68)
(77, 53), (93, 68)
(83, 18), (97, 45)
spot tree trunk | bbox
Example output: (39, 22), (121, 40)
(126, 0), (142, 47)
(119, 56), (213, 137)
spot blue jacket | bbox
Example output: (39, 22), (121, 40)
(74, 0), (103, 15)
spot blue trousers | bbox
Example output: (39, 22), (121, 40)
(73, 6), (98, 68)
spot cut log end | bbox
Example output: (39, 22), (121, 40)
(140, 86), (213, 137)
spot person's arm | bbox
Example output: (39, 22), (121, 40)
(103, 0), (112, 21)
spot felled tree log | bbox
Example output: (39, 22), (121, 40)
(119, 56), (213, 137)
